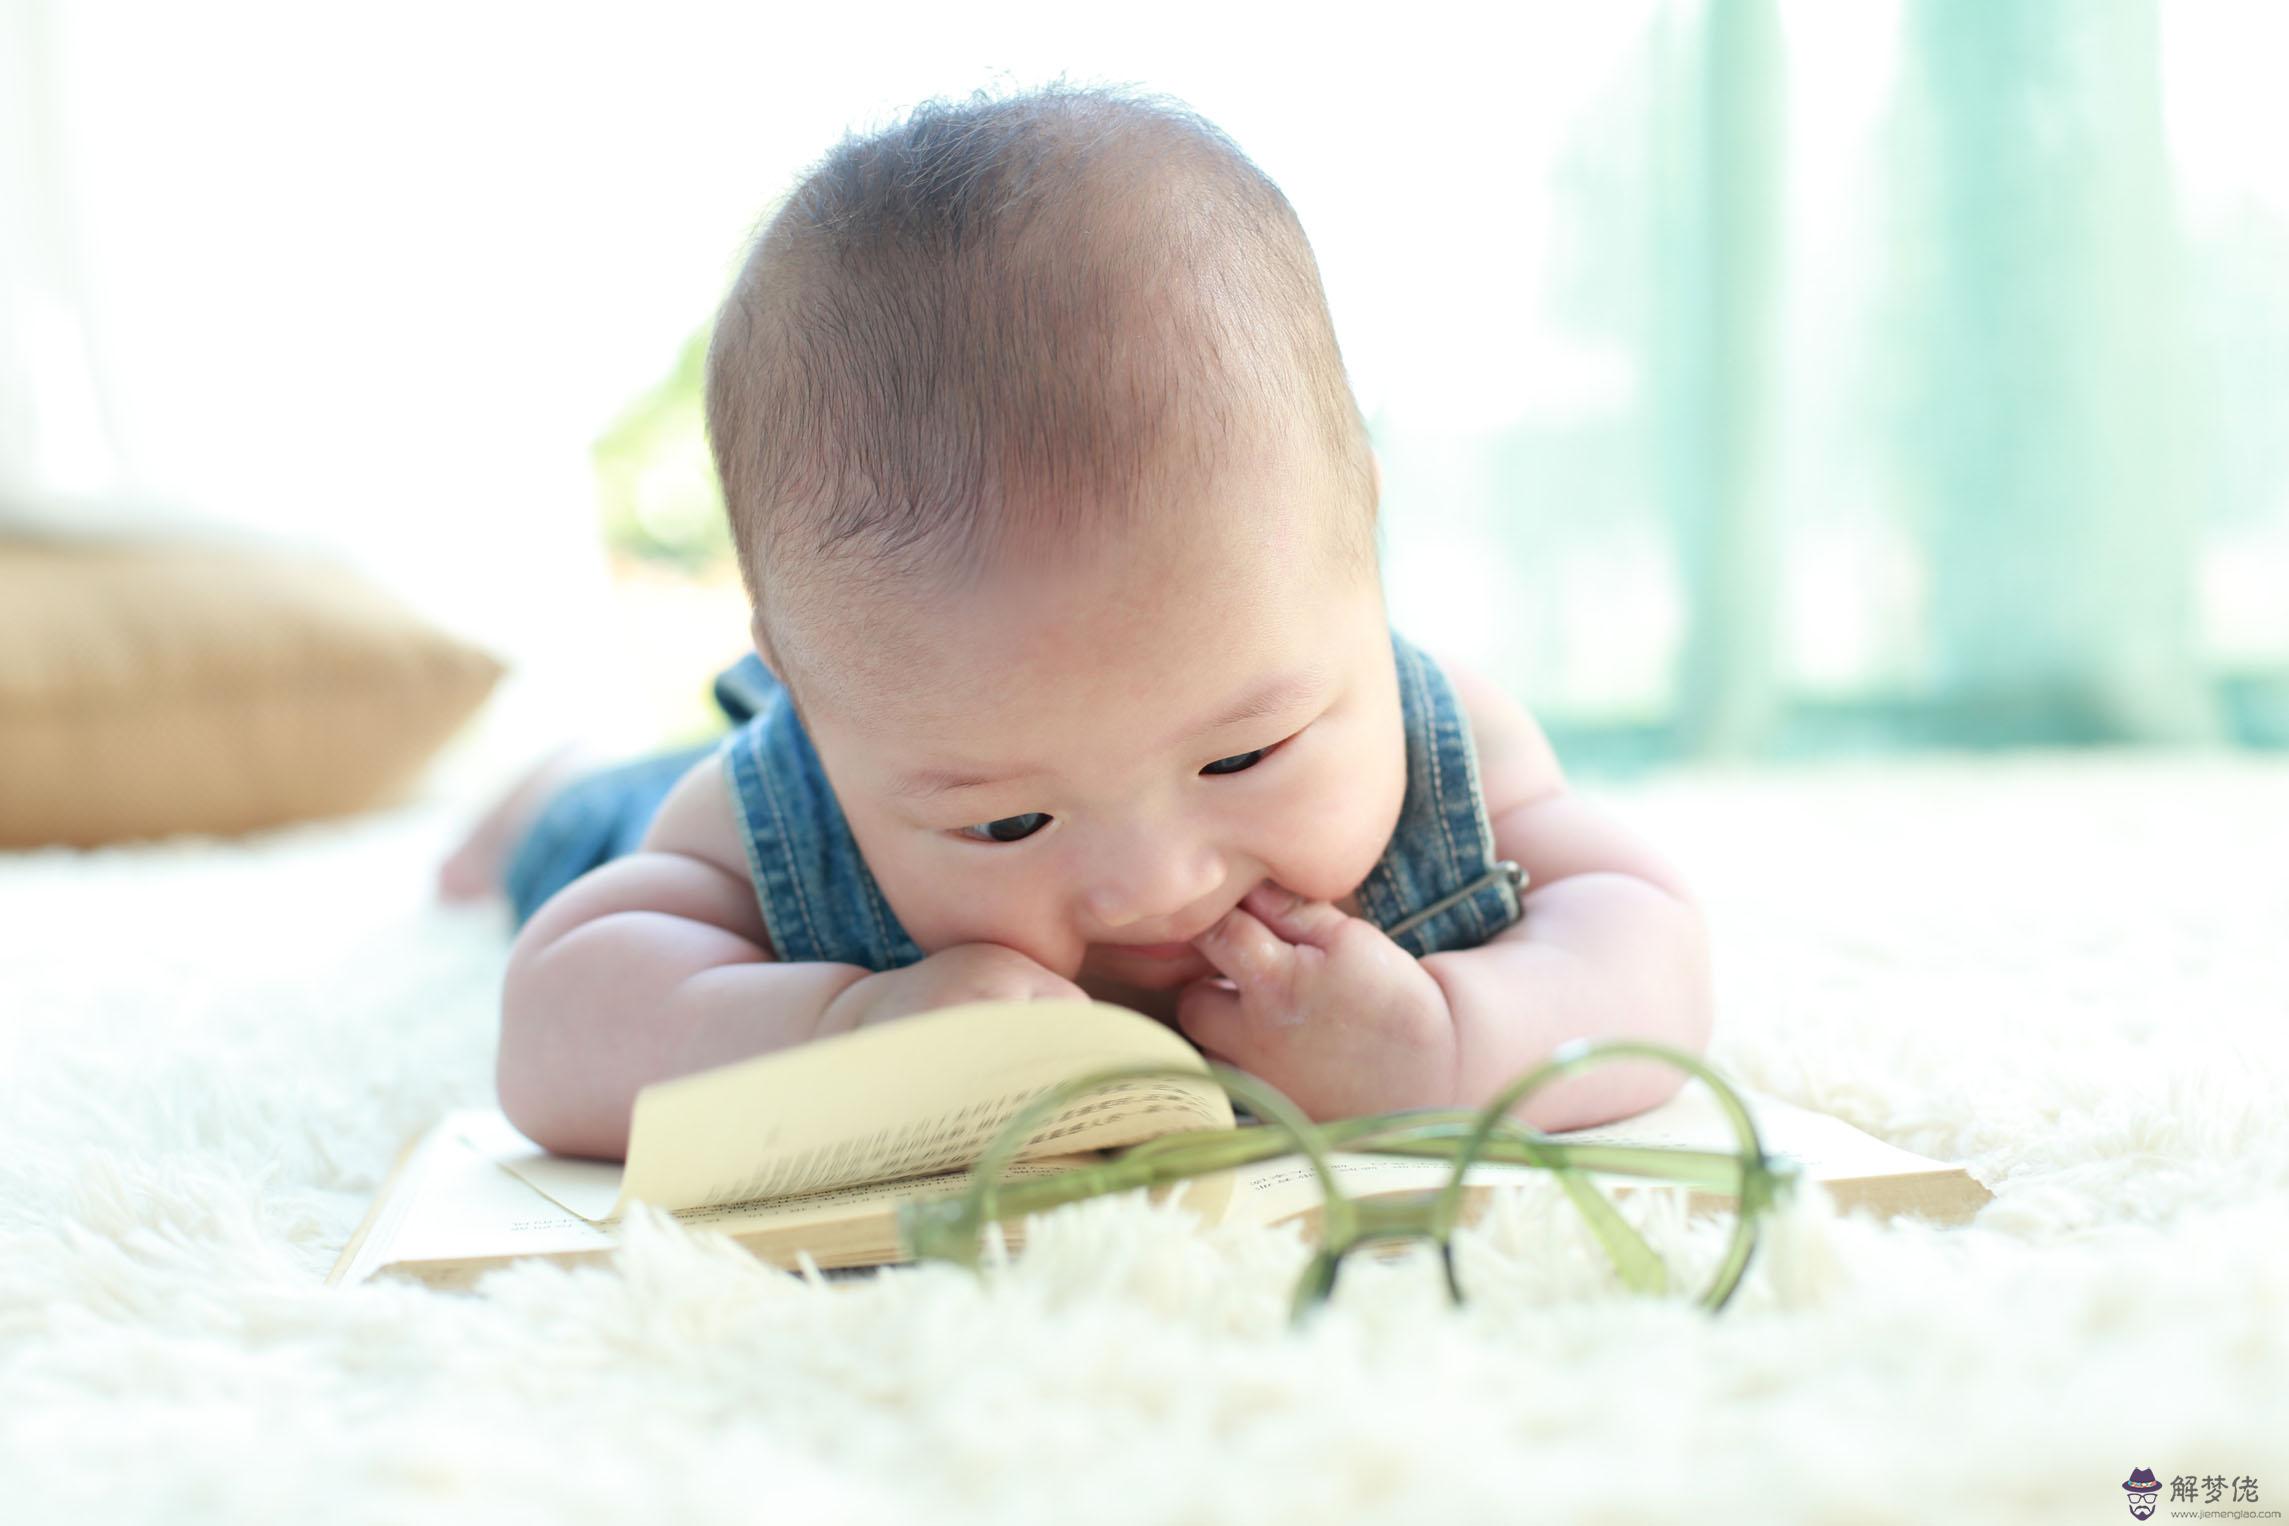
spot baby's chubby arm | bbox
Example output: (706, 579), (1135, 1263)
(496, 756), (1083, 1159)
(1418, 662), (1714, 1134)
(494, 757), (866, 1158)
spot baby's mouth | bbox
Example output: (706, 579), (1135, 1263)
(1089, 942), (1212, 987)
(1116, 942), (1195, 960)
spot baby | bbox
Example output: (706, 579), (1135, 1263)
(469, 85), (1713, 1161)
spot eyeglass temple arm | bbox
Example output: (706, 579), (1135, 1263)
(912, 1096), (1771, 1228)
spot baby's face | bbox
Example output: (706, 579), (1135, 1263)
(781, 447), (1404, 995)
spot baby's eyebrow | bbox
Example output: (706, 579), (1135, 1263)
(885, 666), (1327, 800)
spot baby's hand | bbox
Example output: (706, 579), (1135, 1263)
(1176, 884), (1459, 1120)
(822, 943), (1090, 1032)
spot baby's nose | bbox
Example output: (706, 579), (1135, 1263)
(1084, 844), (1222, 932)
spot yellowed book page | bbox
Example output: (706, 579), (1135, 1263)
(333, 1108), (1124, 1288)
(502, 999), (1231, 1222)
(345, 1074), (1987, 1288)
(686, 1153), (1162, 1266)
(326, 1122), (430, 1287)
(331, 1111), (619, 1288)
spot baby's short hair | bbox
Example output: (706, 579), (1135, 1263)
(704, 83), (1377, 695)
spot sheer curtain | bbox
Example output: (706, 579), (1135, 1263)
(8, 0), (2285, 767)
(1375, 0), (2287, 764)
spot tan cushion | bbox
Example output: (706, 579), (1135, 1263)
(0, 537), (504, 846)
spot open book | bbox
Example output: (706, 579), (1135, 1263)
(329, 1000), (1993, 1291)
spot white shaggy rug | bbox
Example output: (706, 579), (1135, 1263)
(3, 749), (2285, 1523)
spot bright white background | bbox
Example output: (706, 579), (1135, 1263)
(9, 0), (2287, 772)
(14, 6), (1642, 610)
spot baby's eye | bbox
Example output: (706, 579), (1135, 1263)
(1200, 746), (1272, 776)
(952, 742), (1283, 844)
(955, 811), (1051, 845)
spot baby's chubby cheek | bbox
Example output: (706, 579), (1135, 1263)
(869, 868), (1087, 976)
(895, 897), (1056, 968)
(1276, 769), (1406, 909)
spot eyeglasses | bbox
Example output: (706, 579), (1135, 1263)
(897, 1038), (1802, 1326)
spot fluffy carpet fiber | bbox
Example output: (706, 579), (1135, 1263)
(3, 751), (2284, 1523)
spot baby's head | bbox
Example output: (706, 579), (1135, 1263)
(703, 84), (1407, 992)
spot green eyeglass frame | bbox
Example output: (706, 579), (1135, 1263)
(897, 1038), (1802, 1326)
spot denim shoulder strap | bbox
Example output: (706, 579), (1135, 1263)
(1349, 628), (1529, 959)
(713, 654), (926, 972)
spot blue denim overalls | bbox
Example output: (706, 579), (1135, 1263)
(505, 626), (1527, 964)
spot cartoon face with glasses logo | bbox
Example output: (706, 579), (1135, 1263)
(2123, 1467), (2162, 1519)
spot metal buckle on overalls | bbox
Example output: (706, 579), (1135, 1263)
(1382, 860), (1527, 941)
